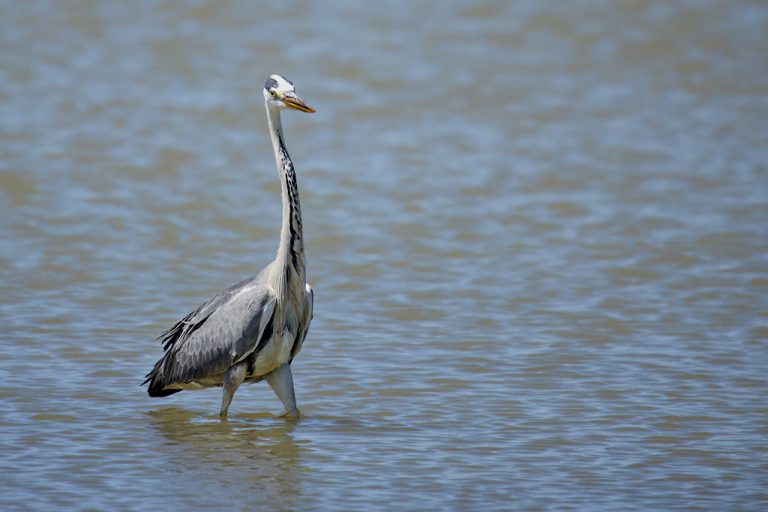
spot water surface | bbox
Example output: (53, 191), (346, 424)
(1, 1), (767, 510)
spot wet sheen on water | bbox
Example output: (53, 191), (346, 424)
(1, 1), (767, 510)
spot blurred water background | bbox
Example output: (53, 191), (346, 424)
(1, 1), (767, 510)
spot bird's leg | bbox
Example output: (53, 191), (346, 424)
(265, 363), (299, 417)
(220, 363), (247, 417)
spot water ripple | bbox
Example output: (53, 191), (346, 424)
(2, 1), (768, 510)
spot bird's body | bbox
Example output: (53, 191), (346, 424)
(143, 74), (315, 417)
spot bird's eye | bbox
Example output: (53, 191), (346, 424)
(269, 90), (277, 97)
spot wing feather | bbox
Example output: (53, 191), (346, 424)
(290, 283), (314, 361)
(144, 273), (276, 395)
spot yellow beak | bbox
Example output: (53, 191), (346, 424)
(283, 94), (315, 113)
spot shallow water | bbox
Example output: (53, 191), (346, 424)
(1, 1), (767, 510)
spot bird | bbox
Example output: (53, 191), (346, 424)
(143, 74), (315, 418)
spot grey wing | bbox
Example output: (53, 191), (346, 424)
(144, 275), (276, 396)
(290, 283), (314, 361)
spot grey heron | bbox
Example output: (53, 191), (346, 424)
(143, 74), (315, 418)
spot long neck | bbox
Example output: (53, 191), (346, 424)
(266, 105), (306, 285)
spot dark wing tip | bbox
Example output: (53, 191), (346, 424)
(144, 371), (182, 397)
(147, 387), (182, 397)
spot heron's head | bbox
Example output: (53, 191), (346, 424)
(263, 74), (315, 113)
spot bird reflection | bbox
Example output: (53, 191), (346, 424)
(146, 407), (305, 505)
